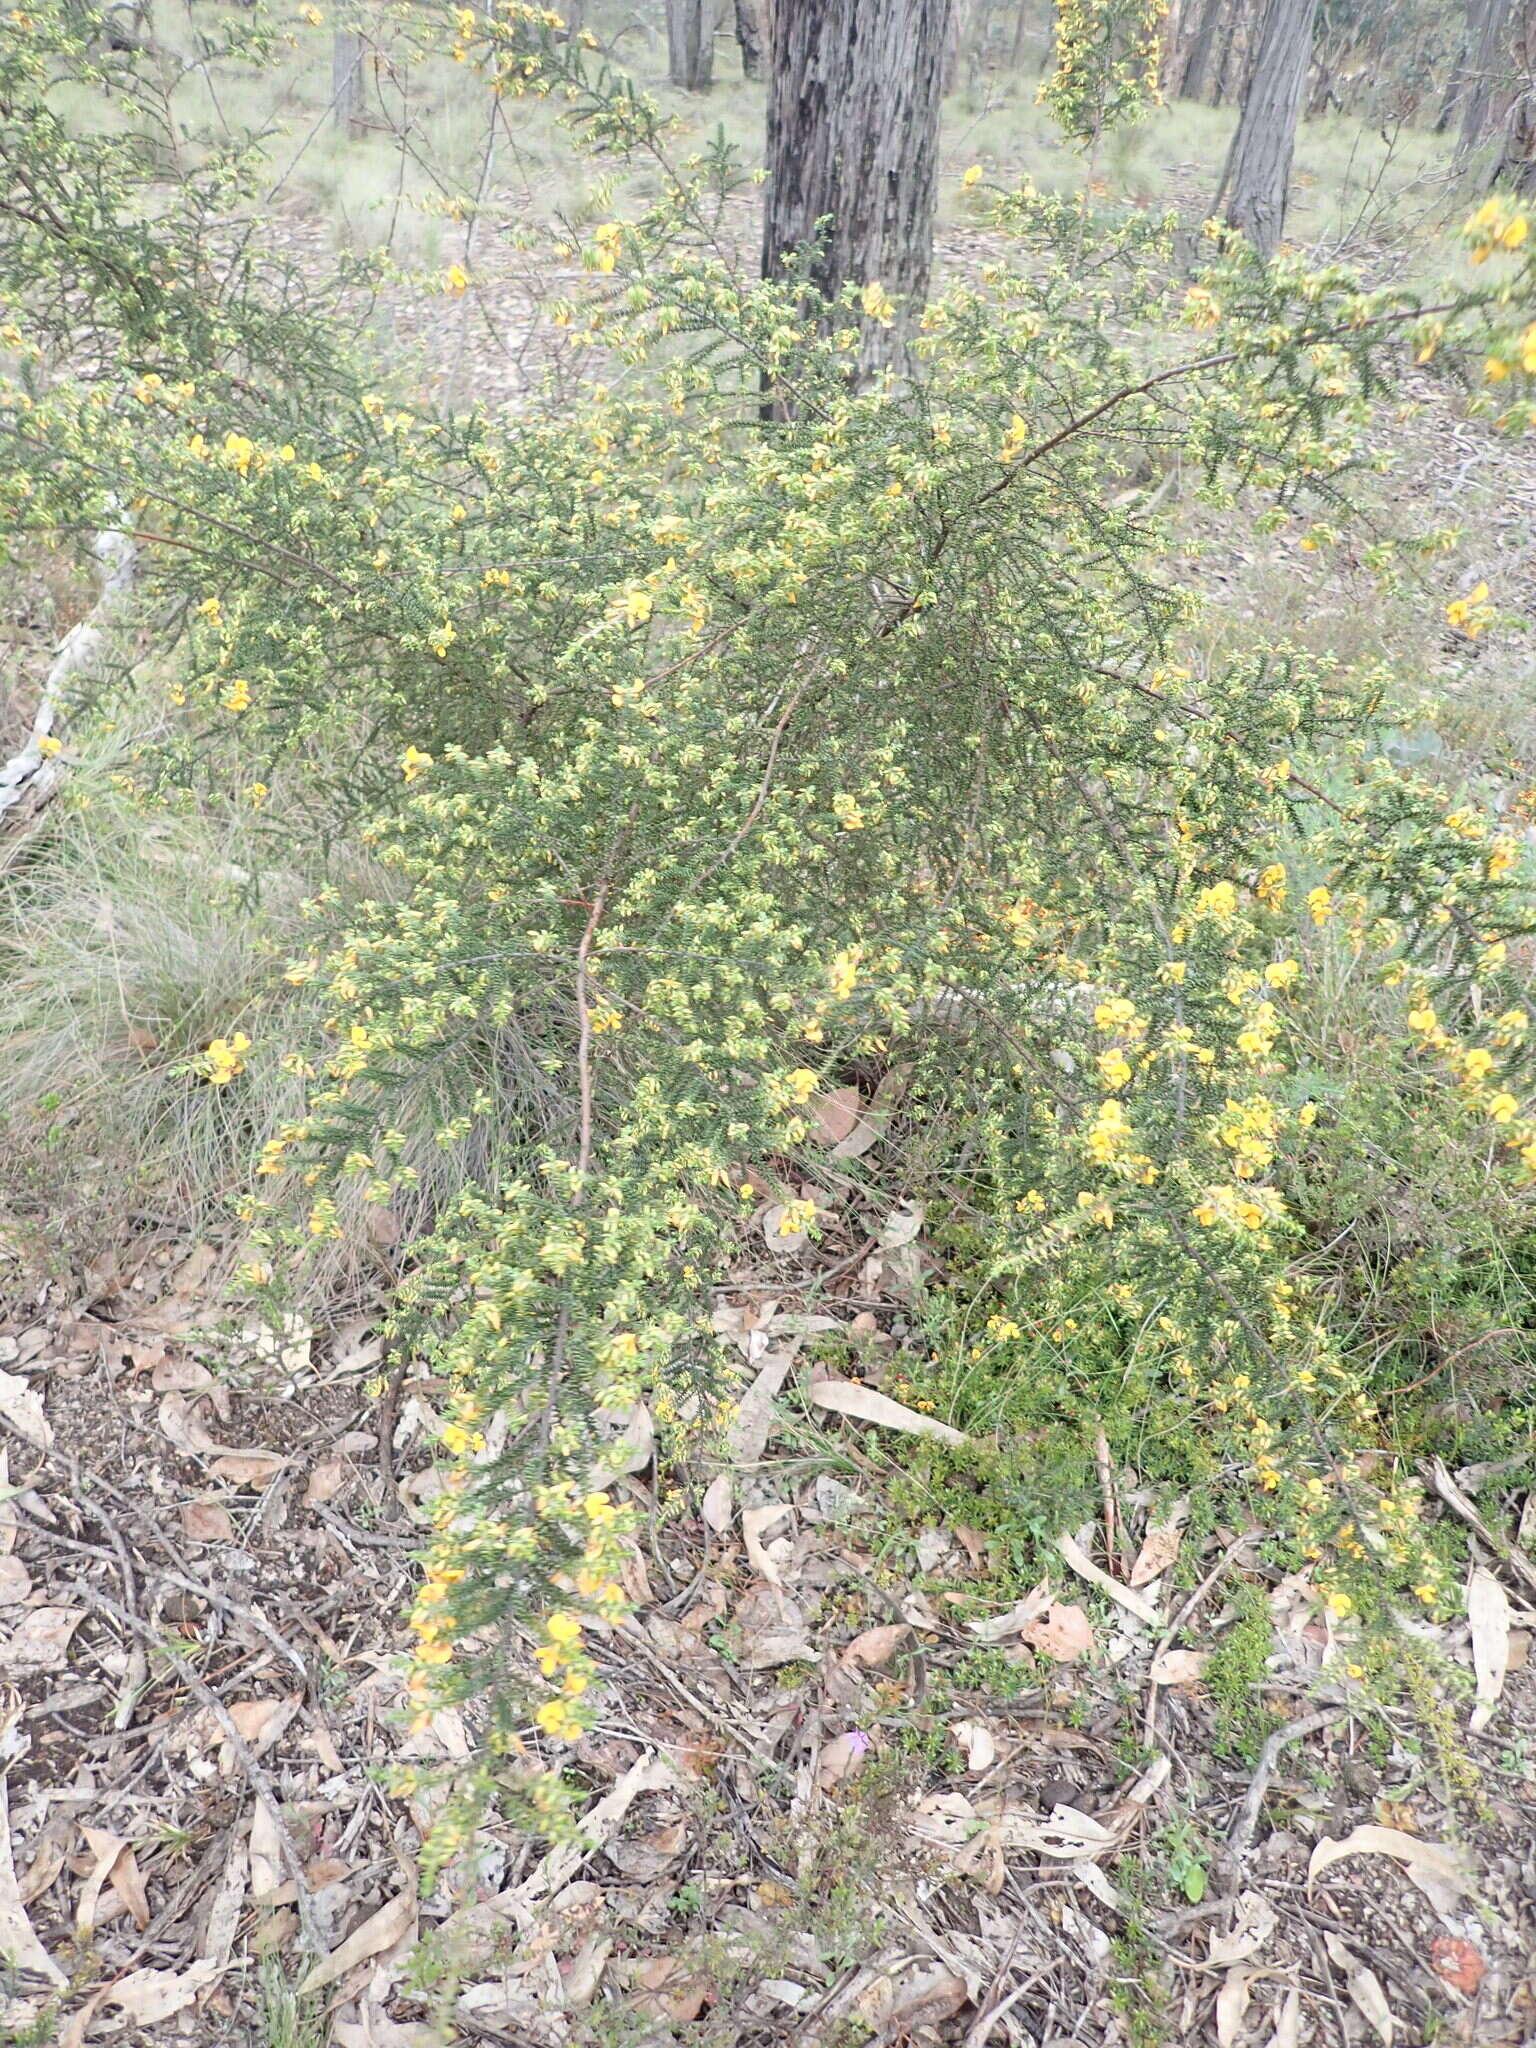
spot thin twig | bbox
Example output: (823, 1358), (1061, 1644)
(1221, 1709), (1344, 1886)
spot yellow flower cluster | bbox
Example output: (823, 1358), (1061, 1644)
(1445, 581), (1493, 638)
(1465, 197), (1530, 263)
(202, 1033), (250, 1085)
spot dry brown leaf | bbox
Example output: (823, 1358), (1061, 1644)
(0, 1606), (83, 1676)
(106, 1963), (220, 2025)
(949, 1720), (996, 1772)
(302, 1455), (350, 1507)
(726, 1345), (796, 1465)
(1209, 1891), (1277, 1968)
(151, 1356), (214, 1394)
(1129, 1497), (1188, 1587)
(1020, 1601), (1095, 1663)
(76, 1828), (147, 1936)
(810, 1086), (863, 1148)
(17, 1815), (71, 1907)
(632, 1955), (710, 2024)
(0, 1370), (49, 1452)
(297, 1887), (416, 1997)
(56, 1986), (113, 2048)
(700, 1472), (734, 1534)
(742, 1501), (793, 1585)
(840, 1622), (911, 1669)
(1308, 1826), (1475, 1917)
(248, 1800), (285, 1906)
(817, 1729), (872, 1790)
(965, 1583), (1052, 1644)
(1268, 1988), (1302, 2048)
(1468, 1564), (1511, 1735)
(808, 1376), (965, 1444)
(996, 1805), (1120, 1859)
(1150, 1648), (1210, 1686)
(209, 1451), (286, 1488)
(0, 1782), (64, 1988)
(199, 1831), (248, 1970)
(1347, 1963), (1394, 2045)
(1057, 1530), (1161, 1626)
(830, 1063), (907, 1159)
(1215, 1967), (1254, 2048)
(0, 1556), (30, 1606)
(1429, 1936), (1485, 1996)
(878, 1200), (925, 1249)
(157, 1392), (221, 1456)
(180, 1501), (236, 1544)
(221, 1696), (301, 1766)
(854, 1963), (969, 2035)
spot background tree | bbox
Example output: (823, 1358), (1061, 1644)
(330, 22), (365, 137)
(1493, 0), (1536, 186)
(1216, 0), (1319, 257)
(1456, 0), (1514, 161)
(761, 0), (951, 377)
(1178, 0), (1226, 99)
(733, 0), (764, 78)
(666, 0), (715, 90)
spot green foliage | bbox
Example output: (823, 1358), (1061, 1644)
(3, 2), (1536, 1863)
(1205, 1581), (1280, 1763)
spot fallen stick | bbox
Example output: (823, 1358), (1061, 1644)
(0, 526), (135, 822)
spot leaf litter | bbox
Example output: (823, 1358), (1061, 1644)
(1, 1185), (1535, 2044)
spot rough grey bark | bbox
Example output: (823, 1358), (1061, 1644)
(762, 0), (951, 379)
(1492, 0), (1536, 187)
(1212, 0), (1252, 102)
(1216, 0), (1319, 259)
(1180, 0), (1226, 98)
(1435, 0), (1478, 130)
(942, 0), (974, 92)
(667, 0), (716, 90)
(1455, 0), (1514, 161)
(734, 0), (764, 77)
(331, 26), (365, 136)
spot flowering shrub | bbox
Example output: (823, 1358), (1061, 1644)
(3, 8), (1536, 1855)
(1039, 0), (1167, 151)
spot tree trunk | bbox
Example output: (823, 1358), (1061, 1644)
(667, 0), (715, 90)
(1492, 0), (1536, 187)
(762, 0), (951, 381)
(734, 0), (764, 78)
(1180, 0), (1225, 99)
(1456, 0), (1513, 161)
(1212, 0), (1250, 103)
(942, 0), (973, 92)
(331, 26), (365, 136)
(1435, 0), (1477, 131)
(1216, 0), (1318, 258)
(1009, 0), (1031, 68)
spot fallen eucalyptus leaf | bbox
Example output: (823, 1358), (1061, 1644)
(808, 1377), (965, 1444)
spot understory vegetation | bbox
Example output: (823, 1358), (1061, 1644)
(3, 0), (1536, 2005)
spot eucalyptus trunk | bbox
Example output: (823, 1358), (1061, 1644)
(1492, 0), (1536, 188)
(1455, 0), (1514, 161)
(1180, 0), (1226, 99)
(1216, 0), (1318, 259)
(667, 0), (715, 90)
(763, 0), (951, 382)
(734, 0), (765, 78)
(331, 26), (365, 136)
